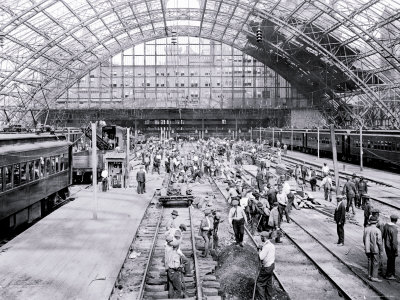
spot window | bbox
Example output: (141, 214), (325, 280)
(62, 153), (69, 170)
(55, 157), (59, 172)
(28, 161), (34, 181)
(46, 158), (51, 176)
(0, 167), (2, 192)
(13, 164), (20, 187)
(50, 157), (56, 174)
(35, 159), (41, 179)
(5, 166), (12, 190)
(20, 163), (27, 185)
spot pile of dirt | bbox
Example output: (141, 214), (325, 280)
(216, 244), (260, 299)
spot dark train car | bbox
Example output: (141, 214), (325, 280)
(349, 132), (400, 165)
(0, 134), (72, 230)
(280, 130), (304, 150)
(307, 130), (343, 157)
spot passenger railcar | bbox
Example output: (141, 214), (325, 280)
(263, 128), (400, 168)
(0, 134), (72, 231)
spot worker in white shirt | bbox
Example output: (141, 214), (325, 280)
(228, 200), (248, 247)
(256, 230), (275, 300)
(320, 173), (333, 202)
(277, 185), (290, 223)
(321, 162), (330, 177)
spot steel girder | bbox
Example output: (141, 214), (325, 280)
(0, 0), (399, 128)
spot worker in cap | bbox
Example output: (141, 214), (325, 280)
(363, 215), (383, 282)
(342, 175), (357, 215)
(334, 194), (346, 246)
(363, 195), (372, 227)
(371, 208), (380, 217)
(383, 215), (398, 279)
(199, 208), (214, 257)
(229, 195), (248, 247)
(164, 236), (185, 298)
(256, 229), (275, 300)
(165, 209), (179, 231)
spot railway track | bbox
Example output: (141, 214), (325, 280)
(110, 168), (221, 299)
(210, 169), (387, 300)
(279, 155), (400, 211)
(243, 166), (390, 299)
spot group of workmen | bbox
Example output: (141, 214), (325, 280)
(137, 137), (398, 299)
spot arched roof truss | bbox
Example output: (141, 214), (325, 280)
(0, 0), (399, 128)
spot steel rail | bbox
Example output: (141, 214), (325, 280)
(207, 174), (290, 299)
(242, 164), (389, 300)
(278, 155), (400, 211)
(289, 217), (389, 300)
(189, 205), (203, 300)
(137, 206), (164, 300)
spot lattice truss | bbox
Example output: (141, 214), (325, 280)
(0, 0), (399, 128)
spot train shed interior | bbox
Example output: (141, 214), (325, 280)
(1, 0), (400, 300)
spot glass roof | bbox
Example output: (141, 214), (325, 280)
(0, 0), (399, 127)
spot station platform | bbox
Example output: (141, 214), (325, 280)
(281, 150), (400, 190)
(0, 168), (163, 300)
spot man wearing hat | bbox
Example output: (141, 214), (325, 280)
(268, 202), (281, 243)
(166, 210), (179, 231)
(165, 237), (185, 298)
(212, 210), (224, 249)
(256, 231), (275, 300)
(228, 199), (248, 247)
(382, 215), (398, 280)
(363, 195), (372, 227)
(363, 215), (383, 282)
(199, 209), (214, 257)
(334, 195), (346, 246)
(342, 176), (358, 215)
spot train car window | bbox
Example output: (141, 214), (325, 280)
(34, 160), (41, 179)
(63, 153), (69, 169)
(20, 163), (27, 185)
(55, 157), (59, 172)
(40, 157), (45, 177)
(0, 167), (3, 192)
(60, 154), (65, 171)
(13, 164), (20, 187)
(28, 161), (34, 181)
(50, 157), (56, 174)
(46, 158), (51, 175)
(5, 166), (12, 190)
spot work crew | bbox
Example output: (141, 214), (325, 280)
(228, 199), (248, 247)
(382, 215), (398, 280)
(363, 215), (383, 282)
(136, 165), (146, 194)
(334, 195), (346, 246)
(256, 231), (276, 300)
(321, 162), (329, 177)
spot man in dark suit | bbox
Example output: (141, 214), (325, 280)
(136, 165), (146, 194)
(334, 195), (346, 246)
